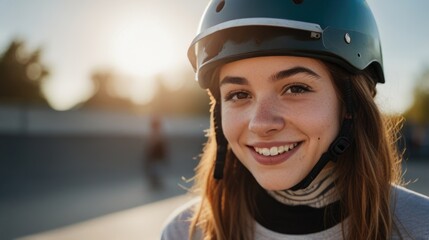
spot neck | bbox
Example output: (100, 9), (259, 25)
(267, 165), (339, 208)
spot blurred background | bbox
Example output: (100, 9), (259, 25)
(0, 0), (428, 239)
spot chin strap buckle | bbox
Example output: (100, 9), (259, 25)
(329, 137), (351, 159)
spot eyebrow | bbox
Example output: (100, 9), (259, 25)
(270, 67), (321, 82)
(220, 66), (321, 87)
(219, 76), (248, 87)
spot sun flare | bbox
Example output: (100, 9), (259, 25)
(108, 15), (183, 105)
(111, 18), (178, 78)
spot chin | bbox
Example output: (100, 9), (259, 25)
(255, 176), (297, 191)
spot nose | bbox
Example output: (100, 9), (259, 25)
(248, 97), (285, 136)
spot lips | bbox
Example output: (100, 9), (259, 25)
(249, 142), (302, 165)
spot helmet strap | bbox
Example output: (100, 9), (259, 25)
(213, 101), (227, 179)
(290, 80), (354, 191)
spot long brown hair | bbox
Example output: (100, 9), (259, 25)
(189, 62), (403, 240)
(331, 65), (403, 239)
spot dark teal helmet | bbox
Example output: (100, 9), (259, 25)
(188, 0), (384, 89)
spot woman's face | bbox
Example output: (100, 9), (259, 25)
(219, 56), (341, 190)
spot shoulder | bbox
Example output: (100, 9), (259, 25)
(391, 185), (429, 239)
(160, 197), (201, 240)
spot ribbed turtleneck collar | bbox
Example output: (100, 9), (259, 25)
(267, 165), (339, 208)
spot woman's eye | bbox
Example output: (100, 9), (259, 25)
(282, 84), (311, 95)
(224, 91), (251, 101)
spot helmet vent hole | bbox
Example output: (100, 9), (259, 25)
(292, 0), (304, 4)
(216, 0), (225, 12)
(357, 53), (361, 58)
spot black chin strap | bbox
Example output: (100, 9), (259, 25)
(289, 116), (353, 190)
(290, 80), (354, 191)
(213, 101), (227, 179)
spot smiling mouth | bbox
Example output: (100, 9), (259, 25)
(253, 143), (300, 156)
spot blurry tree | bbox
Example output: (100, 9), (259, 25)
(403, 66), (429, 155)
(0, 39), (49, 105)
(151, 71), (210, 116)
(404, 66), (429, 125)
(82, 68), (210, 116)
(83, 69), (135, 112)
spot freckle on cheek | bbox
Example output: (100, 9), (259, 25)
(318, 137), (321, 141)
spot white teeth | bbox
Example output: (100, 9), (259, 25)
(254, 143), (299, 156)
(262, 148), (270, 156)
(278, 146), (284, 154)
(270, 147), (278, 156)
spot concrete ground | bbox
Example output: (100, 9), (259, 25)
(0, 134), (203, 240)
(18, 194), (195, 240)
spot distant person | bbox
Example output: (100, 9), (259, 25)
(144, 115), (168, 190)
(161, 0), (429, 239)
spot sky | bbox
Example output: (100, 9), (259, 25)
(1, 0), (428, 113)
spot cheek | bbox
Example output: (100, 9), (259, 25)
(316, 99), (341, 140)
(298, 96), (341, 142)
(221, 107), (242, 143)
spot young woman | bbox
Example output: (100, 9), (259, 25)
(162, 0), (429, 239)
